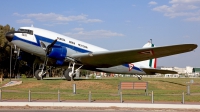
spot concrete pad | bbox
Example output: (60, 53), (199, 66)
(1, 81), (22, 88)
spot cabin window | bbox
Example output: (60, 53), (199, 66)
(57, 37), (65, 41)
(69, 41), (75, 45)
(78, 43), (88, 49)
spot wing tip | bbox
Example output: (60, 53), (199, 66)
(186, 44), (198, 51)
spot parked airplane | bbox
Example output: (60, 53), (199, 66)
(5, 26), (197, 80)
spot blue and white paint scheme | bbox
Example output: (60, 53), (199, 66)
(5, 26), (197, 80)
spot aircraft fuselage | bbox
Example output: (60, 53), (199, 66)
(9, 27), (146, 75)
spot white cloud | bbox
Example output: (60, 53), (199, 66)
(170, 0), (200, 4)
(149, 1), (158, 5)
(14, 13), (103, 25)
(13, 12), (23, 16)
(64, 29), (124, 39)
(153, 5), (172, 13)
(16, 19), (33, 24)
(152, 0), (200, 21)
(185, 16), (200, 21)
(43, 22), (69, 26)
(82, 19), (103, 23)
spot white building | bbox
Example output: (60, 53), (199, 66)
(186, 66), (193, 74)
(173, 67), (186, 74)
(159, 66), (198, 77)
(161, 66), (187, 74)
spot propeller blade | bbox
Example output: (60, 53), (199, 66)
(46, 39), (57, 55)
(47, 39), (57, 49)
(40, 41), (47, 50)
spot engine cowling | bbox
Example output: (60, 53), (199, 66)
(47, 46), (67, 65)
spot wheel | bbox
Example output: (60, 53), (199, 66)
(34, 70), (45, 80)
(64, 68), (75, 81)
(138, 76), (142, 80)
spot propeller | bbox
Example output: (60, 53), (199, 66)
(40, 39), (58, 55)
(39, 39), (58, 71)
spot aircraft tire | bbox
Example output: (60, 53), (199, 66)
(138, 76), (142, 80)
(64, 68), (75, 81)
(34, 70), (44, 80)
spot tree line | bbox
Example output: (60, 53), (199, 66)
(0, 24), (15, 78)
(0, 24), (65, 78)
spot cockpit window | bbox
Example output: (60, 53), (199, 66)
(18, 29), (33, 35)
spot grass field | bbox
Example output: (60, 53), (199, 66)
(0, 77), (200, 102)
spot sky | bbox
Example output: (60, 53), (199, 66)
(0, 0), (200, 68)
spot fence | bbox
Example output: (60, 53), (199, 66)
(0, 88), (196, 104)
(0, 79), (199, 103)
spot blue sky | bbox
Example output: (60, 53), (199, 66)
(1, 0), (200, 67)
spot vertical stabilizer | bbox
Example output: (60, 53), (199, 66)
(136, 40), (157, 68)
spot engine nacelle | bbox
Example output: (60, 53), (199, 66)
(47, 46), (67, 65)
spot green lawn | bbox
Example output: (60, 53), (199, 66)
(0, 77), (200, 102)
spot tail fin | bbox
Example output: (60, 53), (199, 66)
(137, 40), (157, 68)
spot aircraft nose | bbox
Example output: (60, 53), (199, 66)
(5, 32), (14, 42)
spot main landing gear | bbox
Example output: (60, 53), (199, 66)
(34, 58), (50, 80)
(35, 61), (83, 81)
(64, 62), (83, 81)
(35, 39), (57, 80)
(34, 69), (45, 80)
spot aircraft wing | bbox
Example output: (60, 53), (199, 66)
(141, 68), (177, 75)
(71, 44), (197, 67)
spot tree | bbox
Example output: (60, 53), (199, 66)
(0, 24), (15, 77)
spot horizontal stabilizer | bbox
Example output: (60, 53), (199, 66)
(142, 68), (177, 75)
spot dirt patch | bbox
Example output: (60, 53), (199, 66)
(192, 83), (200, 85)
(17, 82), (43, 89)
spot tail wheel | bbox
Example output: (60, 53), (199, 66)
(64, 68), (75, 81)
(35, 70), (45, 80)
(138, 76), (142, 80)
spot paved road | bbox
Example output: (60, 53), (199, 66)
(0, 102), (199, 112)
(0, 107), (199, 112)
